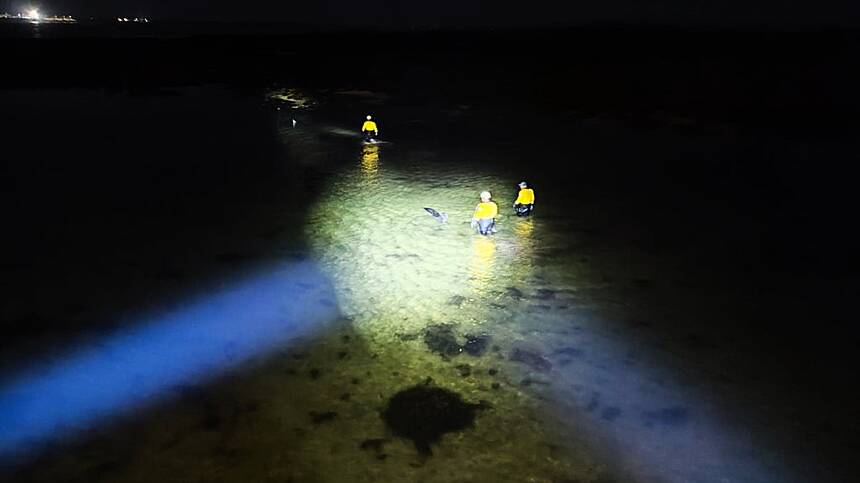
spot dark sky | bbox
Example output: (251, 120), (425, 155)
(4, 0), (859, 28)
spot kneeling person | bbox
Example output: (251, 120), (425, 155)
(472, 191), (498, 235)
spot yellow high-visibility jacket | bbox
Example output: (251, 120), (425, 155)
(362, 120), (378, 133)
(515, 188), (535, 205)
(474, 201), (498, 220)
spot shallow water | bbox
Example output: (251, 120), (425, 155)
(2, 86), (855, 483)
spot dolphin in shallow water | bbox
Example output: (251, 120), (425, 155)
(424, 207), (448, 224)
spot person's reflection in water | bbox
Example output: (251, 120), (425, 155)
(512, 217), (536, 277)
(468, 236), (496, 294)
(514, 217), (534, 238)
(360, 144), (379, 183)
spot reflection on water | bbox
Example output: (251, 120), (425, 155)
(360, 144), (379, 182)
(514, 216), (534, 239)
(468, 236), (496, 294)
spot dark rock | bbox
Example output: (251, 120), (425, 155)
(488, 368), (498, 376)
(463, 334), (491, 356)
(642, 407), (689, 427)
(360, 438), (387, 453)
(423, 324), (462, 358)
(447, 295), (467, 306)
(534, 289), (556, 300)
(382, 385), (484, 456)
(309, 411), (337, 424)
(455, 364), (471, 377)
(505, 287), (524, 299)
(553, 347), (584, 358)
(510, 347), (552, 373)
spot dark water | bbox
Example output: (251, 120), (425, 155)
(1, 31), (859, 482)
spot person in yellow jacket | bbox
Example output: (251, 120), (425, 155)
(361, 115), (379, 142)
(471, 191), (499, 235)
(513, 181), (535, 216)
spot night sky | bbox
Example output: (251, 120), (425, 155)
(3, 0), (859, 28)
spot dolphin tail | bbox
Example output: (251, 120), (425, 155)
(423, 207), (448, 224)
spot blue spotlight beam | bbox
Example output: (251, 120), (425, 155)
(0, 262), (339, 461)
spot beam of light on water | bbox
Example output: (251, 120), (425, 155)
(0, 261), (339, 462)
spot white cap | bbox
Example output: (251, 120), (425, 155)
(480, 191), (491, 200)
(366, 115), (372, 120)
(519, 181), (527, 187)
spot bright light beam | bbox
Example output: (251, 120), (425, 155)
(0, 261), (339, 462)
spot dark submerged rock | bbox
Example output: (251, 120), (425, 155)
(510, 347), (553, 373)
(455, 364), (471, 377)
(553, 346), (584, 358)
(447, 295), (467, 306)
(360, 438), (388, 453)
(309, 411), (338, 424)
(463, 334), (491, 356)
(382, 385), (484, 456)
(423, 324), (462, 358)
